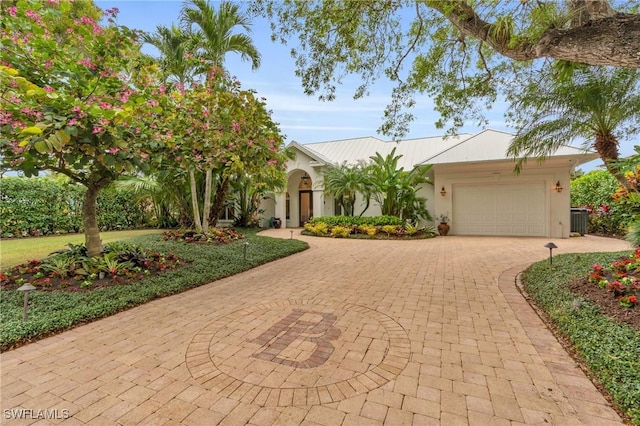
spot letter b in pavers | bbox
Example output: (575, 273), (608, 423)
(250, 308), (340, 368)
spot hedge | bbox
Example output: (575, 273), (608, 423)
(307, 215), (404, 227)
(0, 177), (151, 237)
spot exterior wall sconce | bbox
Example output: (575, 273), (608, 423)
(554, 181), (563, 193)
(440, 186), (447, 196)
(301, 173), (310, 184)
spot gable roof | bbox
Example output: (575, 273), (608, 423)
(290, 129), (598, 167)
(417, 129), (597, 165)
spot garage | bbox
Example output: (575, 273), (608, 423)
(452, 182), (548, 236)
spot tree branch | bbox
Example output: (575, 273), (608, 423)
(423, 0), (640, 68)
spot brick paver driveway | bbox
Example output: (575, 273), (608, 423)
(1, 231), (631, 425)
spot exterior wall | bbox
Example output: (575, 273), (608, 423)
(432, 159), (574, 238)
(260, 146), (577, 237)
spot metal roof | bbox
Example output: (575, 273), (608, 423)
(290, 129), (596, 168)
(294, 134), (471, 169)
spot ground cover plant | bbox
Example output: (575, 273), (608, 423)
(0, 229), (308, 351)
(302, 215), (437, 239)
(521, 251), (640, 424)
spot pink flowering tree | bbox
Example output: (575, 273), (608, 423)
(0, 1), (170, 256)
(168, 68), (288, 231)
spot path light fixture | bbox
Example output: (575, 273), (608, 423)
(554, 181), (563, 193)
(290, 230), (294, 240)
(17, 283), (36, 320)
(243, 241), (249, 262)
(544, 242), (558, 265)
(440, 186), (447, 196)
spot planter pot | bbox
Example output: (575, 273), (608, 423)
(273, 218), (282, 229)
(437, 222), (450, 236)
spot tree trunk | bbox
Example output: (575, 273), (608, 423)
(202, 169), (213, 231)
(594, 134), (638, 195)
(82, 184), (104, 257)
(209, 176), (230, 227)
(189, 170), (203, 233)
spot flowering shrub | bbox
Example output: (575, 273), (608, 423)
(588, 247), (640, 307)
(162, 228), (244, 244)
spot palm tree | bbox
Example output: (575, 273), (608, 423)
(180, 0), (261, 72)
(141, 24), (198, 85)
(323, 162), (371, 217)
(507, 67), (640, 196)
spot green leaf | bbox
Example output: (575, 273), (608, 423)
(34, 141), (49, 154)
(20, 126), (43, 135)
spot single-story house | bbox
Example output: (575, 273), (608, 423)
(261, 129), (597, 238)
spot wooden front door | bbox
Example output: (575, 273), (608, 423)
(299, 190), (313, 226)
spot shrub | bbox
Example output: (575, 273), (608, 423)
(381, 225), (399, 235)
(330, 225), (352, 238)
(0, 176), (152, 236)
(571, 171), (634, 235)
(308, 215), (403, 227)
(358, 224), (378, 236)
(304, 222), (329, 236)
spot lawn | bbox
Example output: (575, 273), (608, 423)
(0, 229), (164, 269)
(0, 229), (308, 351)
(521, 251), (640, 425)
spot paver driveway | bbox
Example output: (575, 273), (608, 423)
(0, 231), (632, 425)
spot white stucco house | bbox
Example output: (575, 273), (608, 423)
(260, 129), (597, 238)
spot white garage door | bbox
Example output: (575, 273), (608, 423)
(452, 182), (547, 236)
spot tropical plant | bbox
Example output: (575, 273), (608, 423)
(141, 24), (199, 85)
(330, 225), (351, 238)
(323, 161), (371, 217)
(366, 148), (433, 222)
(181, 0), (261, 72)
(507, 67), (640, 195)
(40, 255), (74, 278)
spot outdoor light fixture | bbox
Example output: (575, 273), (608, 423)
(301, 173), (310, 183)
(544, 242), (558, 265)
(440, 186), (447, 196)
(243, 241), (249, 262)
(17, 283), (36, 320)
(554, 181), (563, 193)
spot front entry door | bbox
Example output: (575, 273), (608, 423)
(299, 190), (313, 226)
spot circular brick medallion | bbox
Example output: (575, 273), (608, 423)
(186, 300), (410, 406)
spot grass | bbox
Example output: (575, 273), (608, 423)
(0, 229), (308, 351)
(0, 229), (164, 268)
(521, 251), (640, 425)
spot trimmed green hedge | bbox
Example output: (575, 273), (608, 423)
(0, 229), (308, 351)
(521, 252), (640, 424)
(0, 177), (151, 237)
(308, 215), (404, 227)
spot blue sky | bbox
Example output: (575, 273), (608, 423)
(95, 0), (638, 172)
